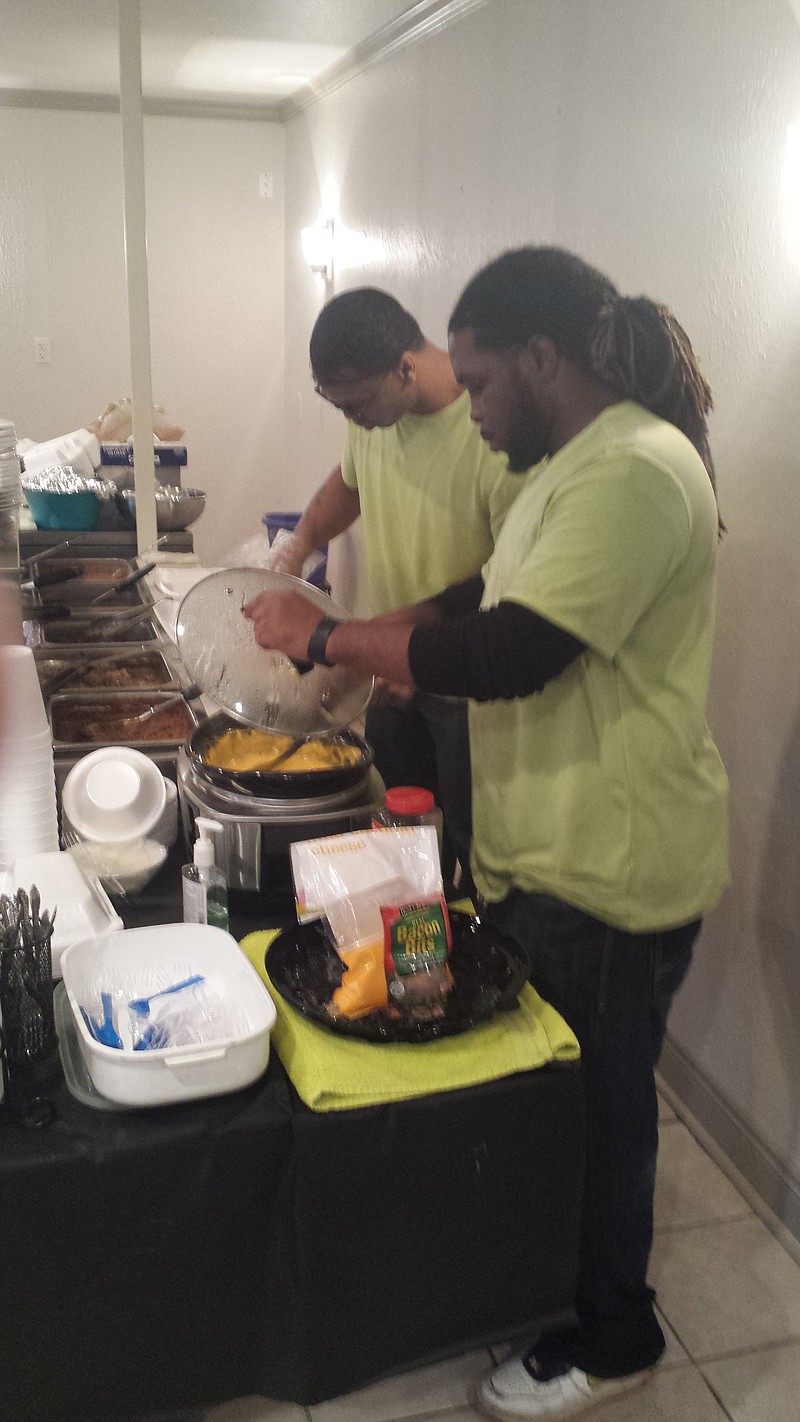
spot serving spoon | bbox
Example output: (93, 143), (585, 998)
(114, 685), (204, 733)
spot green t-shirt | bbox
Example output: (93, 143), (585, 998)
(341, 390), (521, 613)
(470, 401), (729, 932)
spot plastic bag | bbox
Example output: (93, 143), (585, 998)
(219, 528), (278, 570)
(220, 527), (325, 581)
(91, 399), (185, 443)
(382, 897), (453, 1021)
(291, 826), (442, 927)
(289, 824), (449, 1023)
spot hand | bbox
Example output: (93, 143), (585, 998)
(371, 675), (414, 706)
(243, 590), (324, 663)
(261, 530), (308, 578)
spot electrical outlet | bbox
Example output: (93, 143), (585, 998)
(34, 337), (51, 364)
(258, 171), (273, 200)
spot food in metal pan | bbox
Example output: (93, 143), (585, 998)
(40, 655), (171, 690)
(52, 695), (193, 744)
(204, 726), (361, 774)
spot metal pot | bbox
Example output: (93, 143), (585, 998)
(186, 711), (374, 800)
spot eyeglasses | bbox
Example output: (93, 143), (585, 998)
(312, 370), (393, 424)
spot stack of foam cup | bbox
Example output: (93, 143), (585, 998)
(0, 645), (60, 870)
(0, 418), (22, 511)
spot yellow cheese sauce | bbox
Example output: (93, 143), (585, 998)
(204, 727), (361, 774)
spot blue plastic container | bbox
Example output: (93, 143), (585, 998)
(262, 511), (329, 590)
(24, 487), (101, 531)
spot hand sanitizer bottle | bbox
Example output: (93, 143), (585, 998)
(182, 817), (229, 930)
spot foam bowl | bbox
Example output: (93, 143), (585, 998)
(61, 746), (167, 843)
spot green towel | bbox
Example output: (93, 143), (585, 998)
(239, 929), (580, 1113)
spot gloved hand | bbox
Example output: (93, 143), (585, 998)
(261, 528), (309, 577)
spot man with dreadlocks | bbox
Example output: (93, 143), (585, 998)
(243, 246), (729, 1421)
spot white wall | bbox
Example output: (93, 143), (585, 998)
(282, 0), (800, 1197)
(0, 106), (286, 564)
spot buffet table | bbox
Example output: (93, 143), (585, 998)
(0, 852), (584, 1422)
(19, 526), (194, 562)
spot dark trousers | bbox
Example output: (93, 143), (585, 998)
(365, 692), (474, 896)
(486, 890), (699, 1378)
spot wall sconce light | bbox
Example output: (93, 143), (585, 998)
(301, 218), (334, 281)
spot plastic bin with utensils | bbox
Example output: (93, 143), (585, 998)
(60, 923), (276, 1106)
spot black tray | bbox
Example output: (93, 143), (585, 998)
(265, 909), (528, 1043)
(187, 712), (373, 798)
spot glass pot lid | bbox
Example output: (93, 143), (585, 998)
(175, 567), (373, 736)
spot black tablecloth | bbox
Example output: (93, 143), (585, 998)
(0, 853), (584, 1421)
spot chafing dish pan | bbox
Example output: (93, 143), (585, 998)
(187, 711), (373, 800)
(49, 689), (204, 751)
(35, 646), (180, 695)
(26, 608), (160, 649)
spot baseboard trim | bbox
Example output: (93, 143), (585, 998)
(658, 1036), (800, 1266)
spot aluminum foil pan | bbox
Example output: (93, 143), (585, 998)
(175, 567), (373, 737)
(21, 465), (119, 498)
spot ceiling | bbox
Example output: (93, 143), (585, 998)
(0, 1), (470, 118)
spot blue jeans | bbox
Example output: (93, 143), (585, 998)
(365, 692), (474, 895)
(486, 891), (698, 1378)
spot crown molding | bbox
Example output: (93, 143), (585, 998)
(0, 88), (284, 123)
(277, 0), (491, 119)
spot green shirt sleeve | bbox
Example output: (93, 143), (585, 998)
(503, 456), (692, 659)
(341, 426), (358, 490)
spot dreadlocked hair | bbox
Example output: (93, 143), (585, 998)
(590, 298), (717, 493)
(450, 247), (723, 530)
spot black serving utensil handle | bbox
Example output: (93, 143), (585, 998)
(88, 560), (156, 605)
(119, 683), (202, 727)
(28, 602), (71, 621)
(22, 539), (73, 570)
(22, 565), (82, 590)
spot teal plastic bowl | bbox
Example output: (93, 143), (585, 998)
(23, 487), (101, 531)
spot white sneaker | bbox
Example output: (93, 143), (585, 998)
(477, 1354), (655, 1420)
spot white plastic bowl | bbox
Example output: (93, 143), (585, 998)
(61, 746), (167, 843)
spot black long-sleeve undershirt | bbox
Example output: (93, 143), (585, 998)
(409, 577), (586, 701)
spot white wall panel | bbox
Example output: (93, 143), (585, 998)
(282, 0), (800, 1185)
(0, 107), (285, 564)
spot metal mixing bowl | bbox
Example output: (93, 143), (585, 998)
(125, 486), (206, 531)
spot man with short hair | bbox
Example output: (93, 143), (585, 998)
(272, 287), (522, 892)
(245, 247), (729, 1421)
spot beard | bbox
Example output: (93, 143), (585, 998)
(504, 418), (550, 473)
(505, 445), (539, 474)
(500, 385), (551, 473)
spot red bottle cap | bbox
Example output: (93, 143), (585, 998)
(384, 786), (436, 817)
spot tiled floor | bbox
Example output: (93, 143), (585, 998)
(204, 1094), (800, 1422)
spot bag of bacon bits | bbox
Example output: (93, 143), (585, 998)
(381, 897), (453, 1021)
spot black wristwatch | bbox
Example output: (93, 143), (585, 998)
(306, 614), (340, 667)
